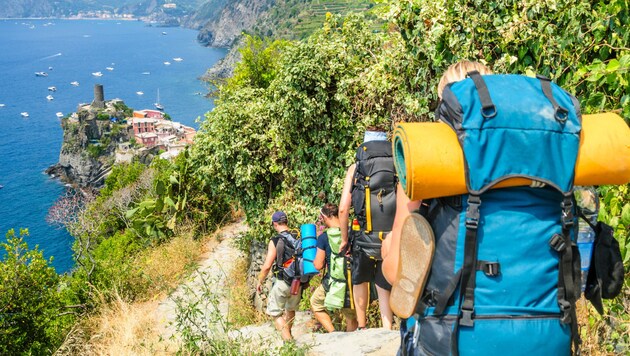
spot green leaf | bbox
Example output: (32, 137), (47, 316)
(164, 196), (176, 208)
(125, 207), (139, 219)
(620, 203), (630, 226)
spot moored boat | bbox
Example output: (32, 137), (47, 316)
(48, 86), (57, 91)
(21, 112), (29, 118)
(70, 81), (79, 86)
(35, 72), (48, 77)
(46, 95), (54, 101)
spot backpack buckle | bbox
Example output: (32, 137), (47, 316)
(460, 307), (475, 327)
(465, 196), (481, 230)
(478, 261), (501, 277)
(561, 198), (574, 229)
(549, 234), (567, 252)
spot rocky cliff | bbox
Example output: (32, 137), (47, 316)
(196, 0), (272, 47)
(47, 99), (133, 187)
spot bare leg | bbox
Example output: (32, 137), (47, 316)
(376, 285), (393, 330)
(353, 282), (369, 328)
(313, 311), (335, 332)
(274, 313), (293, 341)
(284, 310), (296, 340)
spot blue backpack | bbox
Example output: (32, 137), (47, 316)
(401, 73), (583, 355)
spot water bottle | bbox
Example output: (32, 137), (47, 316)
(290, 278), (301, 295)
(574, 186), (599, 292)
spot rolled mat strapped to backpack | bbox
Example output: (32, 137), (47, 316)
(300, 224), (319, 276)
(394, 112), (630, 201)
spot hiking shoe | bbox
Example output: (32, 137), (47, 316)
(389, 213), (435, 319)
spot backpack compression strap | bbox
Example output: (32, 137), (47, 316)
(552, 194), (581, 354)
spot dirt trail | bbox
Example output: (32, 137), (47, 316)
(153, 220), (248, 340)
(152, 219), (398, 355)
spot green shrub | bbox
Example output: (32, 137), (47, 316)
(0, 229), (68, 354)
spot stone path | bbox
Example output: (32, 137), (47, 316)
(154, 220), (248, 340)
(153, 219), (399, 354)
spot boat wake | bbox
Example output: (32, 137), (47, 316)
(40, 52), (62, 61)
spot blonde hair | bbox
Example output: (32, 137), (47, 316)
(437, 61), (493, 99)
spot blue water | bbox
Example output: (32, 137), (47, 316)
(0, 19), (226, 273)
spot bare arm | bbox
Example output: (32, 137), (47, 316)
(339, 164), (355, 253)
(257, 240), (277, 292)
(382, 183), (421, 284)
(314, 247), (326, 271)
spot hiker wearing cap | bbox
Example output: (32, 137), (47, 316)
(257, 211), (301, 341)
(310, 203), (358, 332)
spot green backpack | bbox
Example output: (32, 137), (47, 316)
(324, 227), (348, 310)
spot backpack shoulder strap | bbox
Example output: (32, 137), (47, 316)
(275, 234), (286, 269)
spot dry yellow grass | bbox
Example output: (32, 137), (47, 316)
(85, 294), (176, 355)
(68, 227), (225, 355)
(227, 257), (266, 327)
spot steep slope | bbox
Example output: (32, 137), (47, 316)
(196, 0), (271, 47)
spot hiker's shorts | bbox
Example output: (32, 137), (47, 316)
(266, 279), (301, 317)
(351, 247), (392, 290)
(310, 284), (356, 321)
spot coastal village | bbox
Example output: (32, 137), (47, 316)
(48, 84), (196, 187)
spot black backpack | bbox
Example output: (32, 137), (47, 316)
(275, 230), (312, 284)
(351, 140), (397, 260)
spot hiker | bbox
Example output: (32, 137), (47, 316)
(256, 211), (301, 341)
(310, 203), (358, 332)
(383, 59), (591, 355)
(339, 127), (397, 330)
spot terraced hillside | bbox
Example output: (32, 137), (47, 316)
(253, 0), (379, 40)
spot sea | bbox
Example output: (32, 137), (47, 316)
(0, 19), (226, 273)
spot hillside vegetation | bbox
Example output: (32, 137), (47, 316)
(1, 0), (628, 354)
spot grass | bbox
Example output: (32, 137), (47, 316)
(56, 226), (223, 354)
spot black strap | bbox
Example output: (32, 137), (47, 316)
(433, 268), (463, 316)
(537, 75), (569, 122)
(468, 71), (496, 118)
(451, 195), (482, 356)
(559, 194), (581, 354)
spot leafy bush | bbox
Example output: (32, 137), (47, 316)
(0, 229), (69, 354)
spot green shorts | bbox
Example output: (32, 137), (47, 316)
(266, 279), (301, 317)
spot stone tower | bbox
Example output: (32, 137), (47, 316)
(92, 84), (105, 108)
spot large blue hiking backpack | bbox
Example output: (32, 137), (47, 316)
(401, 72), (583, 355)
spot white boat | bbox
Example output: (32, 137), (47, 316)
(162, 31), (167, 35)
(49, 66), (53, 70)
(136, 91), (144, 95)
(106, 67), (114, 71)
(21, 112), (29, 118)
(48, 86), (57, 92)
(154, 89), (164, 111)
(163, 61), (171, 65)
(142, 72), (150, 75)
(0, 104), (5, 107)
(173, 57), (183, 62)
(35, 72), (48, 77)
(70, 81), (79, 86)
(46, 95), (54, 101)
(92, 71), (103, 77)
(56, 112), (64, 118)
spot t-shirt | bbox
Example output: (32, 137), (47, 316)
(316, 231), (332, 287)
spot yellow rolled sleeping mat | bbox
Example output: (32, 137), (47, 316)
(394, 112), (630, 201)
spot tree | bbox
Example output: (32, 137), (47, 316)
(0, 229), (63, 354)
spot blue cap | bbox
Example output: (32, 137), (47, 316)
(272, 211), (288, 223)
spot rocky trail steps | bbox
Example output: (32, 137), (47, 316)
(153, 219), (399, 355)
